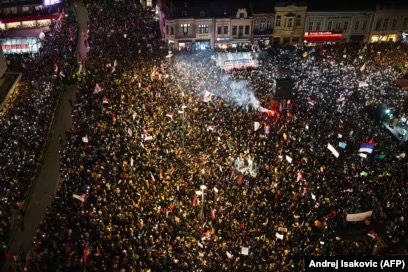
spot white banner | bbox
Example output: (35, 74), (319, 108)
(346, 210), (373, 222)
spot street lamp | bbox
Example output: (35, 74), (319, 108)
(196, 185), (207, 220)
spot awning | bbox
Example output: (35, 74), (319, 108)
(304, 33), (343, 42)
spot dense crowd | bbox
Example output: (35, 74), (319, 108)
(0, 4), (77, 263)
(9, 1), (407, 271)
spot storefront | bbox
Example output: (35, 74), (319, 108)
(304, 32), (343, 44)
(177, 40), (193, 50)
(0, 13), (63, 31)
(253, 35), (271, 47)
(370, 33), (398, 43)
(231, 39), (251, 49)
(194, 40), (210, 50)
(215, 37), (230, 49)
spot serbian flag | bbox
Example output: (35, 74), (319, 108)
(307, 98), (316, 106)
(102, 96), (110, 105)
(359, 141), (375, 154)
(201, 230), (211, 240)
(94, 83), (102, 94)
(210, 209), (216, 220)
(192, 194), (198, 207)
(82, 244), (90, 264)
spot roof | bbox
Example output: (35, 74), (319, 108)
(307, 0), (376, 11)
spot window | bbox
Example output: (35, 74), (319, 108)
(308, 21), (313, 31)
(392, 19), (397, 29)
(362, 20), (367, 30)
(287, 18), (293, 27)
(199, 11), (205, 17)
(182, 10), (187, 17)
(344, 21), (348, 30)
(327, 21), (332, 30)
(224, 26), (228, 34)
(217, 26), (222, 35)
(232, 26), (237, 35)
(239, 25), (243, 35)
(276, 15), (281, 27)
(267, 20), (272, 29)
(198, 24), (209, 34)
(296, 15), (301, 26)
(166, 26), (169, 35)
(245, 25), (249, 35)
(375, 19), (381, 31)
(171, 26), (174, 35)
(181, 24), (190, 34)
(239, 13), (244, 18)
(316, 22), (321, 31)
(383, 18), (389, 29)
(336, 22), (341, 30)
(254, 20), (259, 30)
(354, 20), (359, 30)
(260, 21), (266, 30)
(292, 37), (299, 43)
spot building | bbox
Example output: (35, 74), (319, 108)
(304, 1), (375, 44)
(164, 1), (213, 50)
(0, 0), (62, 54)
(369, 1), (408, 43)
(162, 0), (253, 50)
(250, 0), (274, 47)
(273, 1), (307, 45)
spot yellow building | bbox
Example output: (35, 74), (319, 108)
(273, 1), (307, 45)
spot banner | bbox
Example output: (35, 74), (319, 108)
(359, 142), (374, 154)
(346, 210), (373, 222)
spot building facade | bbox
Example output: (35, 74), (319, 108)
(304, 11), (374, 43)
(251, 0), (274, 47)
(163, 0), (253, 50)
(273, 1), (307, 45)
(369, 3), (408, 43)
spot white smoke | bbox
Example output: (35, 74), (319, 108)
(171, 53), (262, 110)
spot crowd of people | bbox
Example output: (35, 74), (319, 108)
(0, 3), (77, 263)
(2, 0), (405, 271)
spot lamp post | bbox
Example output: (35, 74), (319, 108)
(195, 185), (207, 220)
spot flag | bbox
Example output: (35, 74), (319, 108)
(59, 70), (65, 78)
(82, 136), (89, 143)
(307, 98), (316, 106)
(254, 121), (260, 131)
(113, 59), (117, 67)
(360, 64), (366, 71)
(358, 81), (369, 88)
(82, 244), (90, 264)
(210, 209), (216, 220)
(297, 172), (304, 182)
(203, 91), (215, 102)
(201, 230), (211, 240)
(73, 194), (86, 202)
(275, 233), (284, 240)
(264, 125), (270, 134)
(226, 251), (233, 258)
(94, 83), (102, 94)
(192, 194), (198, 207)
(346, 210), (373, 222)
(285, 155), (293, 163)
(359, 153), (367, 158)
(102, 96), (110, 104)
(240, 247), (249, 255)
(327, 143), (339, 158)
(127, 128), (132, 136)
(207, 125), (215, 132)
(213, 187), (219, 193)
(339, 142), (347, 149)
(166, 113), (173, 120)
(130, 157), (134, 167)
(367, 230), (377, 240)
(53, 63), (58, 73)
(359, 142), (374, 154)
